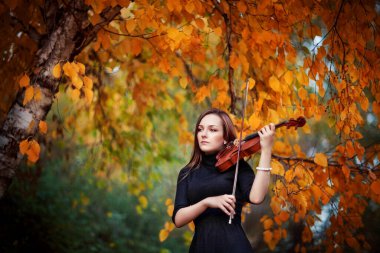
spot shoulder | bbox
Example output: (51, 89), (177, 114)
(177, 166), (191, 180)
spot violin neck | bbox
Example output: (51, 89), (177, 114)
(243, 120), (287, 142)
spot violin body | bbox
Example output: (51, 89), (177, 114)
(216, 138), (261, 172)
(215, 117), (306, 172)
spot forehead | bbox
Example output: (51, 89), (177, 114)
(199, 114), (223, 126)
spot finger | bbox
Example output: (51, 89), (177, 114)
(224, 198), (236, 209)
(223, 202), (236, 215)
(226, 195), (236, 202)
(219, 205), (231, 216)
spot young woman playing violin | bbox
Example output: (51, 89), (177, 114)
(172, 108), (275, 253)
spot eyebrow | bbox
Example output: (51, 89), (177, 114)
(198, 124), (220, 127)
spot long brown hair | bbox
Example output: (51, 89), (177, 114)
(185, 108), (237, 170)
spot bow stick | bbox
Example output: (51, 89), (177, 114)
(229, 78), (250, 224)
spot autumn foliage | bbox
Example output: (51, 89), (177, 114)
(0, 0), (379, 252)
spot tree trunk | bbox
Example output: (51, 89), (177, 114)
(0, 2), (121, 198)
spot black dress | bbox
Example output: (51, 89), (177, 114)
(172, 153), (255, 253)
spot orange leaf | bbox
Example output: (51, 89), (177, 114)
(298, 87), (307, 100)
(342, 165), (350, 180)
(271, 160), (285, 176)
(194, 86), (210, 103)
(314, 153), (327, 167)
(52, 64), (61, 78)
(27, 140), (40, 163)
(229, 52), (240, 69)
(39, 121), (47, 134)
(263, 218), (274, 230)
(19, 139), (30, 155)
(278, 211), (290, 222)
(126, 19), (137, 33)
(370, 180), (380, 195)
(23, 86), (34, 105)
(237, 1), (247, 13)
(19, 74), (30, 88)
(269, 75), (281, 92)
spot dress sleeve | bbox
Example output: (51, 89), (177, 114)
(172, 167), (190, 224)
(238, 160), (255, 204)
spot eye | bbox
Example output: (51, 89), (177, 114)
(210, 129), (218, 132)
(197, 128), (203, 132)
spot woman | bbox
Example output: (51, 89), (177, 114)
(172, 108), (275, 252)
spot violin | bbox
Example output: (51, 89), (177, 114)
(215, 117), (306, 172)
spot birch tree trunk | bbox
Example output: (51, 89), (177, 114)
(0, 2), (121, 198)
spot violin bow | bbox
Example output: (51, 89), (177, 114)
(229, 78), (250, 224)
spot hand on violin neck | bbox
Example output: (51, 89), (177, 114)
(258, 123), (275, 151)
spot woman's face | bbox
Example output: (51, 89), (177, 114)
(197, 114), (225, 155)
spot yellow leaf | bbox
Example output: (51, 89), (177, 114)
(271, 160), (285, 176)
(71, 88), (81, 101)
(248, 78), (256, 90)
(179, 77), (187, 88)
(77, 62), (86, 75)
(72, 75), (83, 89)
(126, 19), (137, 33)
(371, 180), (380, 195)
(167, 27), (180, 40)
(269, 75), (281, 92)
(165, 198), (172, 206)
(34, 87), (42, 101)
(19, 139), (30, 155)
(159, 229), (169, 242)
(188, 221), (195, 232)
(167, 204), (174, 216)
(83, 87), (94, 104)
(63, 62), (75, 78)
(52, 64), (61, 78)
(182, 25), (193, 36)
(19, 74), (30, 87)
(23, 86), (34, 105)
(314, 153), (328, 167)
(83, 76), (93, 89)
(285, 169), (294, 182)
(138, 196), (148, 208)
(284, 71), (293, 85)
(39, 121), (47, 134)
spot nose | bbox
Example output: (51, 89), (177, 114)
(201, 130), (208, 139)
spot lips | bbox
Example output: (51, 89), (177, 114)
(200, 141), (209, 144)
